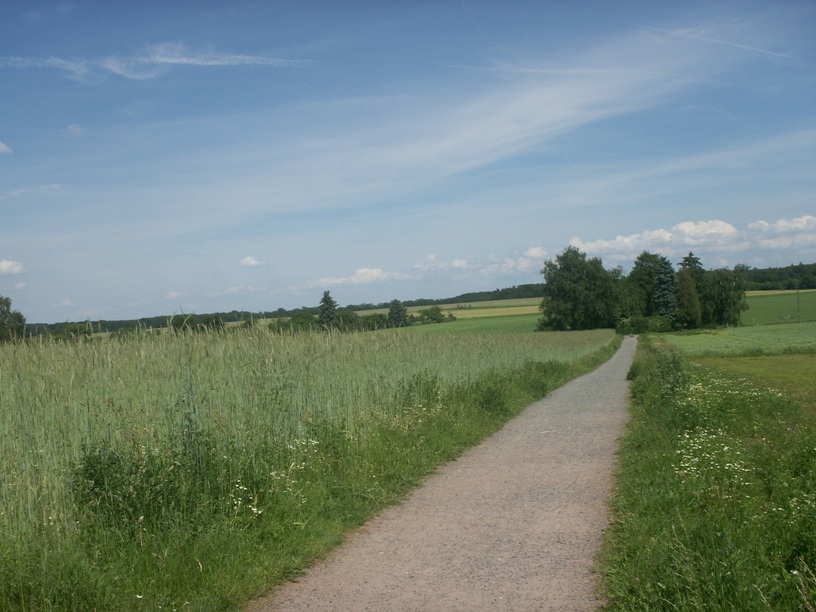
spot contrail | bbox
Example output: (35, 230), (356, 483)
(649, 27), (802, 61)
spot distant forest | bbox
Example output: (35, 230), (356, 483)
(26, 284), (546, 336)
(743, 262), (816, 291)
(23, 261), (816, 337)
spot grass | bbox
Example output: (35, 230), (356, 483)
(599, 332), (816, 610)
(694, 354), (816, 406)
(0, 324), (616, 610)
(743, 289), (816, 325)
(409, 312), (541, 334)
(659, 320), (816, 356)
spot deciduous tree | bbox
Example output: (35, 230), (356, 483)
(537, 246), (617, 330)
(0, 295), (25, 341)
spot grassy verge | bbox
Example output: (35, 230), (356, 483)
(1, 326), (617, 610)
(599, 335), (816, 610)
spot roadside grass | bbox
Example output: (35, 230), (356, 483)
(0, 325), (616, 610)
(743, 290), (816, 326)
(599, 334), (816, 610)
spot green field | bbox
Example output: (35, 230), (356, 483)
(743, 289), (816, 325)
(0, 324), (615, 610)
(410, 312), (541, 334)
(658, 320), (816, 355)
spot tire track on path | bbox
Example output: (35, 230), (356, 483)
(247, 336), (637, 611)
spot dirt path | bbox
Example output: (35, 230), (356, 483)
(247, 336), (637, 611)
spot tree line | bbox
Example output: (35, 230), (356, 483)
(537, 247), (750, 332)
(271, 292), (455, 333)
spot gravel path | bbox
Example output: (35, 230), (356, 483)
(247, 336), (637, 611)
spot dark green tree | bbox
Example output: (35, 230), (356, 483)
(336, 308), (360, 330)
(652, 255), (678, 322)
(419, 305), (446, 324)
(626, 251), (664, 317)
(675, 268), (702, 329)
(0, 296), (26, 341)
(387, 299), (408, 328)
(700, 266), (748, 326)
(318, 290), (339, 329)
(537, 246), (617, 330)
(679, 252), (705, 291)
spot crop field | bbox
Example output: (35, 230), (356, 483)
(600, 324), (816, 609)
(411, 312), (541, 334)
(0, 324), (615, 610)
(743, 289), (816, 325)
(354, 296), (541, 318)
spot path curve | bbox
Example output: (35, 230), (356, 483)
(247, 336), (637, 611)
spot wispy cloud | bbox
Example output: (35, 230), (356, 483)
(649, 25), (803, 61)
(1, 43), (307, 82)
(0, 141), (12, 155)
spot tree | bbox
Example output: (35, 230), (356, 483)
(318, 290), (338, 329)
(0, 295), (26, 341)
(679, 252), (704, 290)
(675, 268), (702, 329)
(700, 266), (748, 326)
(537, 246), (617, 331)
(419, 305), (446, 324)
(652, 255), (678, 323)
(387, 299), (408, 328)
(626, 251), (664, 317)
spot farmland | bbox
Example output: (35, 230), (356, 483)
(0, 323), (616, 610)
(742, 289), (816, 325)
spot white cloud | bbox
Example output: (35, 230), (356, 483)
(415, 255), (470, 272)
(66, 123), (84, 135)
(570, 215), (816, 264)
(0, 258), (23, 274)
(749, 215), (816, 234)
(165, 290), (184, 300)
(480, 256), (539, 275)
(240, 256), (264, 267)
(523, 246), (548, 260)
(0, 141), (11, 155)
(306, 267), (413, 288)
(572, 220), (743, 257)
(15, 282), (25, 289)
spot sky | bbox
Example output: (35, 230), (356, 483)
(1, 1), (815, 324)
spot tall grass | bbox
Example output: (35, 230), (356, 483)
(1, 325), (615, 610)
(599, 336), (816, 610)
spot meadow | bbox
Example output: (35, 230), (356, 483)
(599, 324), (816, 610)
(742, 289), (816, 325)
(658, 320), (816, 356)
(0, 323), (616, 610)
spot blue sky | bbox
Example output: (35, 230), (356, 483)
(1, 1), (815, 323)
